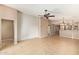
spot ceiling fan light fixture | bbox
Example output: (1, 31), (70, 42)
(45, 9), (48, 12)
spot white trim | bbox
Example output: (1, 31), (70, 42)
(14, 20), (17, 44)
(0, 18), (2, 45)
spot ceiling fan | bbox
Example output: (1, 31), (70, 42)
(39, 9), (55, 19)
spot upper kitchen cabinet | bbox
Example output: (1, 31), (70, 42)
(0, 5), (17, 20)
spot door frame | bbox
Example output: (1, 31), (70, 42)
(0, 18), (17, 45)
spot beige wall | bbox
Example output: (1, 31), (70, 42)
(0, 5), (17, 44)
(0, 5), (17, 20)
(39, 17), (49, 38)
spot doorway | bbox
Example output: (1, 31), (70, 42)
(48, 24), (60, 36)
(1, 19), (14, 49)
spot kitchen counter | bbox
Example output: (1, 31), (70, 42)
(60, 30), (79, 39)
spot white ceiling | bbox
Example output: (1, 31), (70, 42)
(5, 4), (79, 21)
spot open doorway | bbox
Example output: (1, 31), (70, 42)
(48, 24), (60, 36)
(54, 25), (60, 35)
(1, 19), (14, 48)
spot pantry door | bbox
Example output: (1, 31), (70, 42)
(1, 19), (14, 47)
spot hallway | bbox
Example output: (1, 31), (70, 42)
(0, 35), (79, 55)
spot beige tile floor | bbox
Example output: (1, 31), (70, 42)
(0, 35), (79, 55)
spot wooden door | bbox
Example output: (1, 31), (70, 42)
(1, 19), (14, 48)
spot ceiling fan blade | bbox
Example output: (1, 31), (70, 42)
(48, 15), (55, 17)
